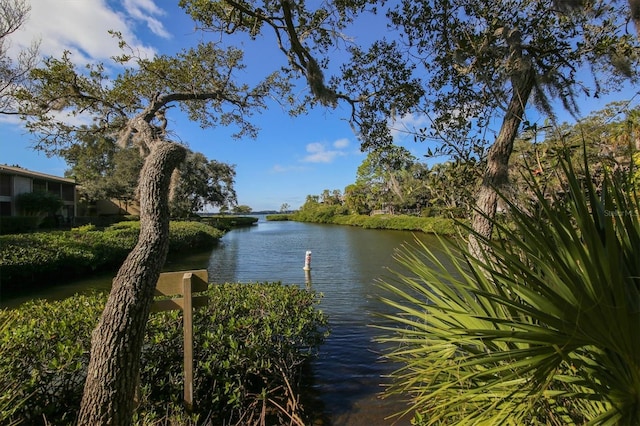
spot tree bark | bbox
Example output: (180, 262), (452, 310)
(469, 65), (535, 258)
(78, 141), (186, 425)
(629, 0), (640, 38)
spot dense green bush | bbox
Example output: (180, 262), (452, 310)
(0, 283), (327, 425)
(73, 215), (133, 228)
(292, 204), (349, 223)
(0, 294), (103, 425)
(0, 216), (41, 235)
(0, 315), (29, 425)
(332, 213), (459, 234)
(0, 221), (223, 290)
(265, 214), (292, 221)
(202, 215), (259, 231)
(291, 207), (459, 235)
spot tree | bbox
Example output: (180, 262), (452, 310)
(17, 37), (291, 424)
(509, 103), (640, 207)
(280, 202), (290, 212)
(320, 188), (342, 205)
(61, 131), (142, 213)
(63, 133), (235, 217)
(61, 132), (120, 203)
(15, 190), (62, 216)
(380, 0), (638, 253)
(425, 160), (479, 214)
(170, 151), (237, 218)
(343, 181), (371, 214)
(342, 0), (639, 255)
(107, 146), (144, 210)
(354, 146), (419, 213)
(0, 0), (38, 114)
(184, 0), (639, 254)
(232, 204), (252, 214)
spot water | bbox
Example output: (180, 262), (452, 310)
(205, 218), (448, 425)
(1, 217), (451, 425)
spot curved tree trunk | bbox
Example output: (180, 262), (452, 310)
(628, 0), (640, 37)
(469, 66), (535, 258)
(78, 141), (186, 425)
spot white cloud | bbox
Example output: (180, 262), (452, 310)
(8, 0), (168, 65)
(123, 0), (171, 39)
(333, 138), (349, 149)
(302, 142), (338, 163)
(302, 139), (350, 163)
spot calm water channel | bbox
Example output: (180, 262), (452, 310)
(1, 216), (451, 425)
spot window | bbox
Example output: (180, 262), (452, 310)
(0, 201), (11, 216)
(33, 179), (46, 192)
(0, 174), (10, 196)
(61, 184), (75, 201)
(48, 182), (61, 196)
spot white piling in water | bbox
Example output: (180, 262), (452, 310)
(303, 250), (312, 271)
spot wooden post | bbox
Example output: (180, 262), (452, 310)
(182, 272), (194, 412)
(152, 269), (208, 412)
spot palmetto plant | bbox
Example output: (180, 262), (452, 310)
(377, 155), (640, 425)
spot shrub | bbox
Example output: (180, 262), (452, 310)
(202, 216), (259, 231)
(15, 191), (63, 216)
(377, 155), (640, 424)
(0, 315), (30, 425)
(73, 215), (127, 228)
(301, 212), (460, 235)
(292, 204), (348, 223)
(265, 214), (292, 221)
(0, 294), (102, 424)
(71, 224), (98, 233)
(0, 216), (40, 235)
(0, 283), (327, 425)
(168, 221), (224, 251)
(0, 221), (224, 291)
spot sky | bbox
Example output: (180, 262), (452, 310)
(1, 1), (638, 212)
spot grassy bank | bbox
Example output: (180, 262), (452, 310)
(0, 283), (327, 425)
(0, 221), (223, 291)
(269, 211), (460, 235)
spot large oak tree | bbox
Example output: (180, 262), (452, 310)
(184, 0), (640, 255)
(17, 1), (372, 423)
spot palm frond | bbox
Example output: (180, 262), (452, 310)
(376, 152), (640, 425)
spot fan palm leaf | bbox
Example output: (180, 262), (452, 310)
(376, 154), (640, 425)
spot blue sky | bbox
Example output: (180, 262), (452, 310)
(1, 1), (638, 212)
(1, 0), (388, 211)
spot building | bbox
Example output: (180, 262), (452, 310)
(0, 165), (77, 221)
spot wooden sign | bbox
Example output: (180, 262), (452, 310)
(152, 269), (209, 412)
